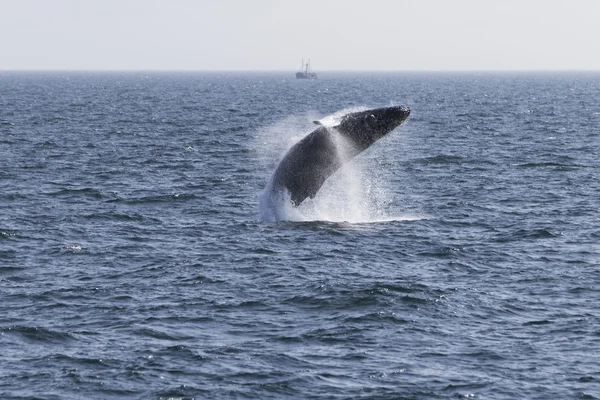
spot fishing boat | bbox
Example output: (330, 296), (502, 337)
(295, 59), (317, 79)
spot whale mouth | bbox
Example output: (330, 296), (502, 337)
(348, 105), (410, 123)
(337, 105), (411, 142)
(373, 106), (410, 129)
(373, 105), (411, 124)
(393, 105), (411, 117)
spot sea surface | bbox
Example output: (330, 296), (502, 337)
(1, 71), (599, 399)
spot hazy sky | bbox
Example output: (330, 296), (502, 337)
(1, 0), (599, 71)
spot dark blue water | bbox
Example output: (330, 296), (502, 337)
(1, 72), (599, 399)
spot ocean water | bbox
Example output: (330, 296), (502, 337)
(1, 71), (599, 399)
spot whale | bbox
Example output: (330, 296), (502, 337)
(267, 105), (411, 207)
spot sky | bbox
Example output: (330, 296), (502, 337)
(1, 0), (599, 71)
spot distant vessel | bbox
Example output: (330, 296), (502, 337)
(295, 59), (317, 79)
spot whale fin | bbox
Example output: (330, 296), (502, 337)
(313, 120), (323, 125)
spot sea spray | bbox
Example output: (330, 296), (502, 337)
(256, 108), (417, 223)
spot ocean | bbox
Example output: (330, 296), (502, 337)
(1, 71), (599, 399)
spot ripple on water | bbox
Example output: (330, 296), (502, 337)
(1, 72), (599, 400)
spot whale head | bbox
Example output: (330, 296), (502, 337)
(336, 105), (411, 149)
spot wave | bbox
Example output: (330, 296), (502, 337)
(512, 162), (581, 169)
(2, 325), (77, 344)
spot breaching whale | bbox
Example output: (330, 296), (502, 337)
(267, 105), (410, 208)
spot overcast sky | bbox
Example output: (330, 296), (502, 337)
(1, 0), (599, 71)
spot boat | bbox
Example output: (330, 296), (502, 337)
(295, 59), (317, 79)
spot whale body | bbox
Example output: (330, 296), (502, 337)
(268, 106), (410, 207)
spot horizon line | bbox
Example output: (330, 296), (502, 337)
(1, 68), (600, 73)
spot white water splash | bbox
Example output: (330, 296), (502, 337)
(256, 110), (422, 224)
